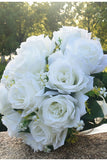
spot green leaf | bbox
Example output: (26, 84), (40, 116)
(81, 100), (104, 130)
(90, 100), (104, 118)
(44, 87), (58, 93)
(14, 109), (23, 114)
(82, 100), (104, 120)
(19, 127), (30, 133)
(45, 56), (48, 65)
(65, 128), (78, 144)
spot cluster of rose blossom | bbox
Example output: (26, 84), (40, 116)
(0, 26), (107, 152)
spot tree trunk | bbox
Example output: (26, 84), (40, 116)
(1, 55), (6, 64)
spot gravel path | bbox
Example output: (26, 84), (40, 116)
(0, 131), (107, 159)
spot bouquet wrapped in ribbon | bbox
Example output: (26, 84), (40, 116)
(0, 26), (107, 152)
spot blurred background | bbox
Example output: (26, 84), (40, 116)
(0, 2), (107, 59)
(0, 2), (107, 131)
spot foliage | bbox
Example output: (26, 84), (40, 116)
(73, 2), (107, 50)
(80, 70), (107, 131)
(0, 63), (6, 79)
(93, 72), (107, 89)
(104, 50), (107, 54)
(0, 3), (23, 55)
(0, 114), (7, 131)
(66, 128), (78, 144)
(81, 76), (107, 131)
(0, 2), (107, 55)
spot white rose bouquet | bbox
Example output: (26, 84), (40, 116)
(0, 26), (107, 152)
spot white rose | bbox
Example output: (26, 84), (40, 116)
(0, 84), (12, 114)
(3, 50), (46, 76)
(8, 74), (43, 110)
(16, 35), (55, 57)
(17, 128), (68, 151)
(29, 120), (68, 151)
(2, 69), (48, 91)
(1, 52), (46, 91)
(75, 92), (88, 117)
(39, 94), (87, 129)
(29, 120), (52, 146)
(2, 111), (21, 136)
(52, 129), (68, 150)
(93, 54), (107, 73)
(48, 50), (64, 65)
(53, 26), (91, 51)
(47, 56), (93, 94)
(66, 38), (106, 74)
(20, 95), (45, 118)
